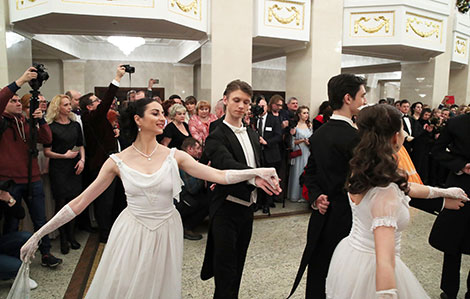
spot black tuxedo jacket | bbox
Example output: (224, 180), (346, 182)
(258, 113), (282, 164)
(201, 122), (261, 280)
(430, 113), (470, 254)
(209, 115), (224, 134)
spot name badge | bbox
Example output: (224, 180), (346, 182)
(265, 127), (273, 131)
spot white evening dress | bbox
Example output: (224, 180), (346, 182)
(85, 148), (184, 299)
(325, 183), (430, 299)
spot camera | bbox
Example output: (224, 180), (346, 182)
(121, 64), (135, 73)
(250, 104), (264, 119)
(29, 63), (49, 90)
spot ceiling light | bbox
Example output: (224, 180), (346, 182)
(107, 36), (145, 56)
(418, 94), (426, 98)
(6, 32), (25, 48)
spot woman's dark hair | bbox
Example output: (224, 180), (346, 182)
(185, 95), (197, 105)
(346, 104), (408, 195)
(327, 74), (365, 110)
(318, 100), (333, 121)
(119, 98), (155, 142)
(410, 101), (423, 115)
(162, 99), (175, 117)
(296, 105), (311, 128)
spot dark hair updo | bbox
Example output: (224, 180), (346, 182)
(347, 104), (408, 195)
(119, 98), (156, 142)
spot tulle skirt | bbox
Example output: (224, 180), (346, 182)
(326, 237), (430, 299)
(85, 208), (183, 299)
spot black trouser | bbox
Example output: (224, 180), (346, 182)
(211, 201), (253, 299)
(176, 194), (210, 230)
(93, 177), (126, 242)
(441, 252), (470, 298)
(258, 159), (281, 208)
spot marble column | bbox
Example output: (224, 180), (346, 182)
(210, 0), (253, 107)
(0, 0), (8, 86)
(286, 0), (343, 113)
(448, 65), (470, 105)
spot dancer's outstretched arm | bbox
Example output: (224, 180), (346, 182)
(175, 150), (281, 196)
(408, 182), (468, 210)
(20, 158), (118, 262)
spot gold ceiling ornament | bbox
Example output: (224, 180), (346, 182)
(268, 4), (301, 26)
(456, 39), (467, 55)
(406, 17), (440, 39)
(170, 0), (198, 15)
(18, 0), (36, 5)
(354, 16), (390, 34)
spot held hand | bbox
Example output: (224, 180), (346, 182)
(443, 198), (466, 210)
(443, 187), (468, 201)
(0, 191), (15, 206)
(20, 234), (40, 263)
(16, 67), (37, 87)
(304, 138), (310, 146)
(75, 160), (84, 175)
(32, 108), (43, 119)
(259, 136), (267, 145)
(315, 194), (329, 215)
(255, 176), (281, 196)
(424, 124), (433, 132)
(63, 150), (79, 159)
(462, 163), (470, 175)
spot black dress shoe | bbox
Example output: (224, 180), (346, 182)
(69, 240), (81, 250)
(60, 239), (69, 255)
(440, 292), (457, 299)
(262, 206), (270, 215)
(184, 230), (203, 241)
(270, 203), (276, 208)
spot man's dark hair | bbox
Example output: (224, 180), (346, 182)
(378, 99), (387, 104)
(223, 79), (253, 98)
(181, 137), (200, 152)
(268, 94), (284, 112)
(65, 91), (72, 99)
(79, 92), (94, 111)
(254, 94), (265, 105)
(400, 99), (410, 106)
(169, 94), (181, 101)
(327, 74), (365, 110)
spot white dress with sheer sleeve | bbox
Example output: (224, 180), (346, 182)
(325, 183), (430, 299)
(85, 148), (184, 299)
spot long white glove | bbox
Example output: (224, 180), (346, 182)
(376, 289), (398, 299)
(225, 168), (279, 189)
(20, 204), (76, 263)
(427, 186), (468, 201)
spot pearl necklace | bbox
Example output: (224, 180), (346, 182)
(132, 143), (158, 161)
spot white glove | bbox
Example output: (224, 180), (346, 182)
(20, 204), (76, 263)
(427, 186), (468, 201)
(376, 289), (398, 299)
(225, 168), (279, 189)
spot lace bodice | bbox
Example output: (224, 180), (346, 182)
(109, 148), (183, 230)
(347, 183), (410, 256)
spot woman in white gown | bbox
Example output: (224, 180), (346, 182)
(325, 104), (468, 299)
(19, 98), (281, 299)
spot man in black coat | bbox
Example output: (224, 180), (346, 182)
(430, 113), (470, 299)
(254, 97), (282, 213)
(200, 80), (278, 299)
(289, 74), (447, 299)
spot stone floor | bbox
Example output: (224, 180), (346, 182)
(1, 206), (469, 299)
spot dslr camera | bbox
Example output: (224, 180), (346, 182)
(29, 63), (49, 90)
(121, 64), (135, 73)
(250, 104), (264, 119)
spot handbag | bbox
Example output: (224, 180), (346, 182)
(289, 147), (302, 159)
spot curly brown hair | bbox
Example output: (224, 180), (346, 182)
(346, 104), (408, 195)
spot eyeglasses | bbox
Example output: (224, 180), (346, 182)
(91, 98), (101, 104)
(39, 100), (47, 104)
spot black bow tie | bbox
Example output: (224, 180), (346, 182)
(402, 115), (409, 118)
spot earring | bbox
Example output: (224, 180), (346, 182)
(138, 127), (141, 132)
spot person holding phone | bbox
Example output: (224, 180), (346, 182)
(44, 94), (85, 254)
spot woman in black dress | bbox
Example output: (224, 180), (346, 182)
(161, 104), (191, 149)
(44, 94), (84, 254)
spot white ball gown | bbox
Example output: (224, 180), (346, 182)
(326, 183), (430, 299)
(85, 148), (184, 299)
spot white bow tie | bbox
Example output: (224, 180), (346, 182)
(233, 127), (247, 134)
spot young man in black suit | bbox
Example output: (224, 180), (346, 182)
(430, 112), (470, 299)
(288, 74), (448, 299)
(201, 80), (280, 299)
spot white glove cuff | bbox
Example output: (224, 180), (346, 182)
(376, 289), (398, 299)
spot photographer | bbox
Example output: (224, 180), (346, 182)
(79, 65), (126, 243)
(0, 67), (62, 268)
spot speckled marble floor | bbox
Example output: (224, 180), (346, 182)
(1, 208), (469, 299)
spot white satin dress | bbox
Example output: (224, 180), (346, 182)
(326, 183), (430, 299)
(85, 148), (184, 299)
